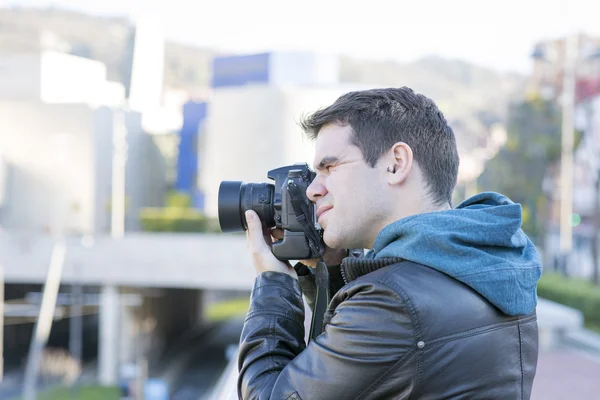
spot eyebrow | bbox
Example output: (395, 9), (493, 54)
(314, 156), (340, 171)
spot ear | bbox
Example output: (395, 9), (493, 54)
(386, 142), (413, 185)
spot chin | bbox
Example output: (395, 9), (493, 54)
(322, 230), (343, 249)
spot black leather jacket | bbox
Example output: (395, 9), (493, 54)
(238, 257), (539, 399)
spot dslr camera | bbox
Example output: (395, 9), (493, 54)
(218, 163), (323, 261)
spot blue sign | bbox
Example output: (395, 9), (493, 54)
(175, 101), (206, 201)
(211, 53), (270, 88)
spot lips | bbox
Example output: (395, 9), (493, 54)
(316, 206), (333, 220)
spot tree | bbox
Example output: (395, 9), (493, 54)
(479, 94), (581, 242)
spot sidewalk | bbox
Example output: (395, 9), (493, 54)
(532, 348), (600, 399)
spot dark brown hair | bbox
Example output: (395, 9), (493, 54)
(300, 87), (460, 206)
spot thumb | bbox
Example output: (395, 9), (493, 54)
(245, 210), (269, 252)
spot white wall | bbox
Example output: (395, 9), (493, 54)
(92, 107), (167, 232)
(199, 85), (287, 220)
(40, 51), (108, 105)
(128, 16), (165, 114)
(0, 101), (167, 234)
(0, 53), (42, 100)
(0, 155), (8, 208)
(0, 101), (96, 233)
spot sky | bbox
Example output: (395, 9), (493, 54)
(5, 0), (600, 73)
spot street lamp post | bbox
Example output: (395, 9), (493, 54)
(558, 34), (579, 270)
(111, 109), (128, 239)
(99, 108), (128, 386)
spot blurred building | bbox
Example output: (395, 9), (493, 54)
(0, 50), (167, 234)
(528, 33), (600, 101)
(541, 92), (600, 278)
(0, 154), (7, 208)
(573, 95), (600, 218)
(0, 50), (125, 106)
(526, 34), (600, 276)
(198, 51), (377, 218)
(543, 93), (600, 226)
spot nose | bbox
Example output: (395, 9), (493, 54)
(306, 177), (327, 202)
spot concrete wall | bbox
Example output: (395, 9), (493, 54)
(0, 155), (9, 208)
(0, 101), (167, 234)
(91, 107), (167, 232)
(0, 53), (42, 100)
(0, 101), (96, 233)
(0, 232), (257, 290)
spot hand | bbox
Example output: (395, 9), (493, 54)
(300, 246), (348, 268)
(245, 210), (298, 279)
(269, 227), (347, 269)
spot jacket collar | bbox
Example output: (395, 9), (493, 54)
(340, 257), (404, 284)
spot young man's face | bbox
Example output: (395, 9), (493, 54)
(306, 124), (392, 250)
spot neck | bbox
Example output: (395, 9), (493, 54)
(365, 191), (449, 249)
(397, 190), (449, 219)
(392, 166), (450, 221)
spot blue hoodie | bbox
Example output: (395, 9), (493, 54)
(363, 192), (542, 316)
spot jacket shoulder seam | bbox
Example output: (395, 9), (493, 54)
(375, 269), (423, 338)
(373, 275), (424, 394)
(252, 283), (301, 298)
(245, 310), (305, 331)
(424, 320), (517, 348)
(335, 277), (420, 399)
(423, 313), (537, 347)
(518, 323), (524, 400)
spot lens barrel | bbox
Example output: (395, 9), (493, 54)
(218, 181), (275, 232)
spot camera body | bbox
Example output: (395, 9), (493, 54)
(218, 163), (323, 261)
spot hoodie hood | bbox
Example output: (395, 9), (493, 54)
(363, 192), (542, 316)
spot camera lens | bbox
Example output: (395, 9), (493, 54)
(218, 181), (275, 232)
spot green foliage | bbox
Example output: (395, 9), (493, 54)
(139, 191), (220, 233)
(538, 273), (600, 330)
(139, 207), (220, 233)
(205, 297), (251, 321)
(165, 190), (192, 208)
(479, 95), (582, 241)
(11, 386), (120, 400)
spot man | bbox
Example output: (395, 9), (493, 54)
(237, 87), (541, 399)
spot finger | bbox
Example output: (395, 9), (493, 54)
(245, 210), (269, 253)
(269, 228), (285, 240)
(262, 227), (274, 249)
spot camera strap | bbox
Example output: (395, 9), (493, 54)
(286, 181), (324, 259)
(309, 260), (330, 340)
(287, 181), (330, 341)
